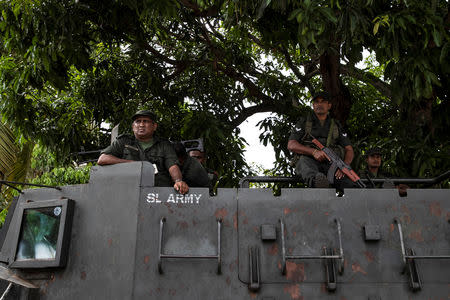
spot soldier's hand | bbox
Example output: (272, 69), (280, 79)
(335, 169), (345, 180)
(174, 181), (189, 194)
(313, 150), (328, 162)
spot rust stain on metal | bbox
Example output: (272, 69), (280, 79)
(324, 212), (329, 216)
(429, 202), (442, 217)
(229, 259), (238, 272)
(285, 261), (306, 282)
(351, 262), (367, 275)
(283, 284), (303, 299)
(177, 221), (189, 229)
(307, 210), (312, 215)
(233, 212), (238, 229)
(108, 238), (113, 247)
(364, 251), (375, 263)
(278, 260), (282, 270)
(249, 291), (258, 299)
(253, 226), (259, 233)
(402, 214), (411, 224)
(214, 208), (228, 219)
(390, 223), (395, 233)
(80, 271), (86, 280)
(293, 231), (297, 237)
(192, 219), (197, 226)
(243, 217), (248, 225)
(226, 276), (231, 286)
(268, 244), (278, 256)
(401, 204), (410, 213)
(284, 207), (292, 215)
(144, 256), (150, 264)
(164, 203), (174, 214)
(409, 229), (424, 242)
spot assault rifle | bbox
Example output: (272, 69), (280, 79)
(310, 135), (366, 188)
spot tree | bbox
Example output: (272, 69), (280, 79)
(0, 120), (34, 209)
(0, 0), (448, 186)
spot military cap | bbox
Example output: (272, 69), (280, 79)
(132, 110), (158, 122)
(312, 91), (330, 102)
(366, 147), (382, 156)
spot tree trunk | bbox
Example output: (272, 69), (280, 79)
(319, 51), (352, 125)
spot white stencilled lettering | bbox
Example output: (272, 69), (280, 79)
(194, 194), (202, 204)
(167, 194), (176, 203)
(176, 193), (184, 203)
(184, 194), (194, 204)
(146, 193), (160, 203)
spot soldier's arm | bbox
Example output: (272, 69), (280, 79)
(343, 145), (354, 165)
(97, 154), (134, 165)
(287, 140), (328, 162)
(169, 165), (189, 194)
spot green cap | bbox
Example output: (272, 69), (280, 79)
(132, 110), (157, 122)
(366, 147), (382, 156)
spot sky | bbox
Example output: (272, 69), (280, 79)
(239, 112), (276, 172)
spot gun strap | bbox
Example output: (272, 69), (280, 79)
(326, 119), (339, 147)
(302, 113), (339, 148)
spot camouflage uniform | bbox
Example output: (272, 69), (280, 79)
(179, 156), (210, 188)
(289, 113), (353, 187)
(101, 135), (178, 186)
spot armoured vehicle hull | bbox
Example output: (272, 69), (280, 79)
(0, 162), (448, 299)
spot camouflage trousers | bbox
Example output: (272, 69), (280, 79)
(295, 155), (356, 189)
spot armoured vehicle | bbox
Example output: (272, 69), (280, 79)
(0, 162), (448, 299)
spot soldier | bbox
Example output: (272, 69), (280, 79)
(173, 142), (210, 188)
(287, 92), (355, 188)
(189, 149), (219, 192)
(97, 110), (189, 194)
(364, 147), (409, 195)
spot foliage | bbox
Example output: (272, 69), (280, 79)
(30, 164), (91, 187)
(0, 120), (34, 209)
(0, 0), (448, 188)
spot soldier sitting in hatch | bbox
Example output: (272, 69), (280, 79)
(364, 147), (409, 196)
(189, 148), (219, 191)
(287, 92), (356, 189)
(97, 110), (189, 194)
(173, 142), (210, 188)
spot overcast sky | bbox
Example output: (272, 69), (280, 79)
(239, 112), (275, 172)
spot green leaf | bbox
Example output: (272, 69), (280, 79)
(288, 9), (302, 21)
(373, 22), (380, 35)
(257, 0), (271, 20)
(440, 42), (449, 64)
(432, 29), (441, 47)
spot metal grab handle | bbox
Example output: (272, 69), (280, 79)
(393, 218), (450, 262)
(393, 218), (450, 291)
(158, 217), (222, 274)
(248, 246), (260, 291)
(280, 218), (345, 275)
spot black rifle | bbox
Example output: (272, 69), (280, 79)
(310, 136), (366, 188)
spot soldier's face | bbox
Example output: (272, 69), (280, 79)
(312, 97), (332, 115)
(132, 116), (157, 141)
(189, 150), (206, 164)
(366, 154), (382, 169)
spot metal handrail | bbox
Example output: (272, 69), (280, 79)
(239, 170), (450, 188)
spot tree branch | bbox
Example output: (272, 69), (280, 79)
(340, 64), (392, 99)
